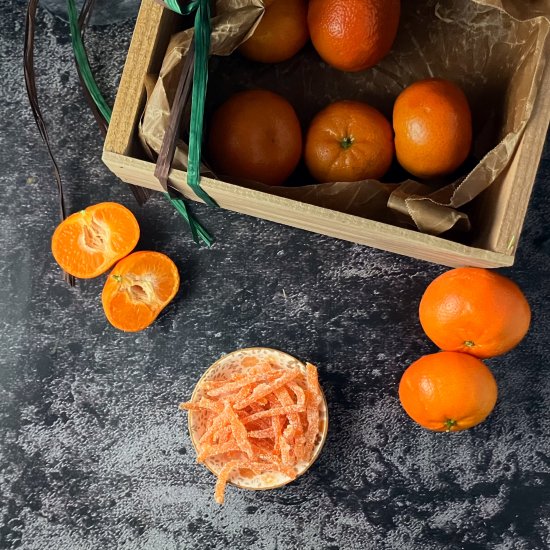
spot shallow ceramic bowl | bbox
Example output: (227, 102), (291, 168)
(188, 347), (329, 491)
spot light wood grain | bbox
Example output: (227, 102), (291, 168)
(492, 58), (550, 255)
(104, 0), (166, 156)
(103, 150), (513, 268)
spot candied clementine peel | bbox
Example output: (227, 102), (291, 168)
(180, 359), (324, 504)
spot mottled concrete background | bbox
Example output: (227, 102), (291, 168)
(1, 2), (549, 549)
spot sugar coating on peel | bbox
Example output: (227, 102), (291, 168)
(180, 353), (326, 504)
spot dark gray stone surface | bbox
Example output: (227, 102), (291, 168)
(1, 2), (549, 549)
(42, 0), (141, 25)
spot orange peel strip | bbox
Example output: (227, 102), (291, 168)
(275, 387), (305, 461)
(279, 432), (292, 466)
(246, 401), (265, 414)
(303, 364), (322, 460)
(306, 363), (322, 402)
(233, 370), (301, 410)
(197, 442), (242, 463)
(199, 415), (229, 445)
(226, 385), (253, 403)
(303, 414), (321, 456)
(248, 428), (275, 438)
(288, 382), (306, 408)
(213, 425), (232, 445)
(179, 398), (223, 414)
(242, 405), (305, 424)
(207, 372), (280, 397)
(214, 460), (242, 505)
(224, 402), (254, 459)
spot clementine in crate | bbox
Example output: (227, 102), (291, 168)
(207, 90), (302, 186)
(419, 268), (531, 358)
(180, 348), (328, 504)
(305, 100), (393, 182)
(399, 351), (498, 432)
(102, 251), (179, 332)
(393, 79), (472, 179)
(308, 0), (400, 72)
(51, 202), (139, 279)
(239, 0), (309, 64)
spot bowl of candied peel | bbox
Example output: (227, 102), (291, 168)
(179, 347), (328, 504)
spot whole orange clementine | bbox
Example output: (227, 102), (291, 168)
(419, 268), (531, 359)
(393, 78), (472, 179)
(304, 100), (394, 183)
(239, 0), (309, 64)
(207, 90), (302, 187)
(308, 0), (400, 72)
(399, 351), (498, 432)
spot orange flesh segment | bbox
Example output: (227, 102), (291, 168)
(181, 359), (324, 504)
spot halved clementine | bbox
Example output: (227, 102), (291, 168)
(101, 251), (180, 332)
(51, 202), (139, 279)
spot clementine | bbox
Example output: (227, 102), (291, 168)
(393, 78), (472, 179)
(304, 100), (393, 183)
(51, 202), (140, 279)
(308, 0), (400, 72)
(102, 251), (180, 332)
(239, 0), (309, 64)
(399, 351), (498, 432)
(419, 268), (531, 358)
(207, 90), (302, 187)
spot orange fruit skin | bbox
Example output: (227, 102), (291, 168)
(239, 0), (309, 64)
(102, 251), (180, 332)
(419, 268), (531, 359)
(399, 351), (498, 432)
(305, 100), (393, 183)
(207, 90), (302, 186)
(51, 202), (140, 279)
(308, 0), (400, 72)
(393, 78), (472, 179)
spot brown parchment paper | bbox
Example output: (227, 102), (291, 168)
(139, 0), (549, 236)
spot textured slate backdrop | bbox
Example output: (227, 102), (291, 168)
(1, 2), (549, 549)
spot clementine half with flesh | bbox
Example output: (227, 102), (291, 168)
(393, 78), (472, 179)
(51, 202), (140, 279)
(399, 351), (498, 432)
(207, 90), (302, 186)
(308, 0), (400, 72)
(102, 251), (180, 332)
(419, 267), (531, 358)
(239, 0), (309, 64)
(305, 100), (394, 183)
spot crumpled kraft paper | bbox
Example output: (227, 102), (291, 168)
(139, 0), (549, 237)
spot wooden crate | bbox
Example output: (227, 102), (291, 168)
(103, 0), (550, 268)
